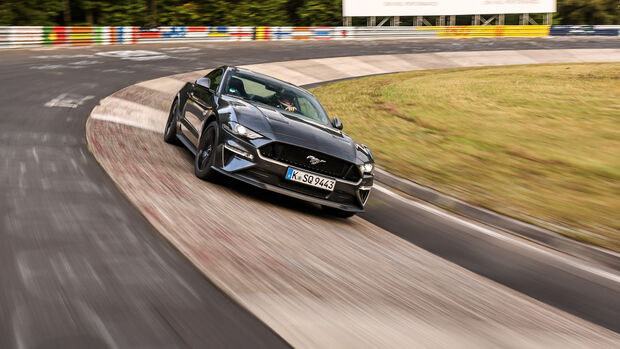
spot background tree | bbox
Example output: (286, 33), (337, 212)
(63, 0), (71, 24)
(218, 0), (290, 26)
(297, 0), (342, 26)
(80, 0), (97, 25)
(0, 0), (64, 26)
(149, 0), (157, 27)
(0, 0), (618, 26)
(285, 0), (305, 26)
(158, 1), (203, 26)
(557, 0), (619, 24)
(97, 0), (148, 26)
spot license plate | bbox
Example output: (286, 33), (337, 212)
(285, 168), (335, 191)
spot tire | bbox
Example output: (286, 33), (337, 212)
(164, 98), (181, 145)
(194, 121), (219, 181)
(322, 205), (356, 218)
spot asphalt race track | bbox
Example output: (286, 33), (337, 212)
(1, 38), (619, 347)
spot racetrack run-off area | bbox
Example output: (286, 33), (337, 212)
(86, 49), (620, 347)
(312, 63), (620, 251)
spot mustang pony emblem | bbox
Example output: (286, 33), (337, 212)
(306, 155), (326, 165)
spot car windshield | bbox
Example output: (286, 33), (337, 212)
(223, 71), (331, 126)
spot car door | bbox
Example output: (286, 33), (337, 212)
(181, 68), (223, 148)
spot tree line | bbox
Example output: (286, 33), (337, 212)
(0, 0), (617, 26)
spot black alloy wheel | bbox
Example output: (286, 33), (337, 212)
(164, 98), (180, 145)
(194, 121), (219, 181)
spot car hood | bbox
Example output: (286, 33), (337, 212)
(230, 99), (358, 163)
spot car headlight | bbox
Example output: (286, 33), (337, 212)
(359, 163), (374, 174)
(224, 121), (263, 140)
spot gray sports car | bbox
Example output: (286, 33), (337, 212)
(164, 66), (374, 217)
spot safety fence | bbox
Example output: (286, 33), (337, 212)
(1, 25), (618, 48)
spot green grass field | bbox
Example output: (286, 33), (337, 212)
(311, 63), (620, 251)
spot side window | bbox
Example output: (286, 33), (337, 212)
(206, 69), (223, 91)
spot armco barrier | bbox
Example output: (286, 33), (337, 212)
(549, 25), (620, 37)
(1, 25), (619, 48)
(0, 26), (254, 48)
(418, 25), (551, 37)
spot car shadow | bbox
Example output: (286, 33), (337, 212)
(216, 174), (348, 221)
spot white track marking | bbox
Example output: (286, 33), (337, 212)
(160, 46), (199, 53)
(31, 64), (75, 70)
(44, 93), (94, 108)
(95, 50), (170, 61)
(69, 60), (102, 66)
(31, 147), (39, 163)
(100, 68), (135, 74)
(374, 184), (620, 284)
(33, 54), (96, 59)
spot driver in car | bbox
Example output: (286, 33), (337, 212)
(276, 90), (298, 113)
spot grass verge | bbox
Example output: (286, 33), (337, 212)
(311, 63), (620, 251)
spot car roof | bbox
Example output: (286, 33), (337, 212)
(225, 66), (311, 94)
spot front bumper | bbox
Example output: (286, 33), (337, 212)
(213, 132), (373, 212)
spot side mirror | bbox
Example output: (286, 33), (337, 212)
(196, 77), (212, 92)
(332, 117), (343, 130)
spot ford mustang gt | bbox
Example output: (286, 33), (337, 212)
(163, 66), (374, 217)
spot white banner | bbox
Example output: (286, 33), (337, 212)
(343, 0), (556, 16)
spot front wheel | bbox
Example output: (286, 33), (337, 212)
(164, 98), (180, 145)
(194, 121), (219, 181)
(322, 205), (356, 218)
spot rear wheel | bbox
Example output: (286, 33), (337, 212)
(322, 205), (356, 218)
(164, 98), (180, 145)
(194, 121), (219, 181)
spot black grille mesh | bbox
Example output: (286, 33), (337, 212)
(260, 143), (360, 181)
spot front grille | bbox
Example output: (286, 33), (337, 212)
(260, 142), (360, 182)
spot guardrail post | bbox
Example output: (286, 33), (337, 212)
(377, 17), (390, 27)
(544, 13), (552, 25)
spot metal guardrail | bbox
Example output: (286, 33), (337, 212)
(550, 25), (620, 36)
(1, 25), (618, 49)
